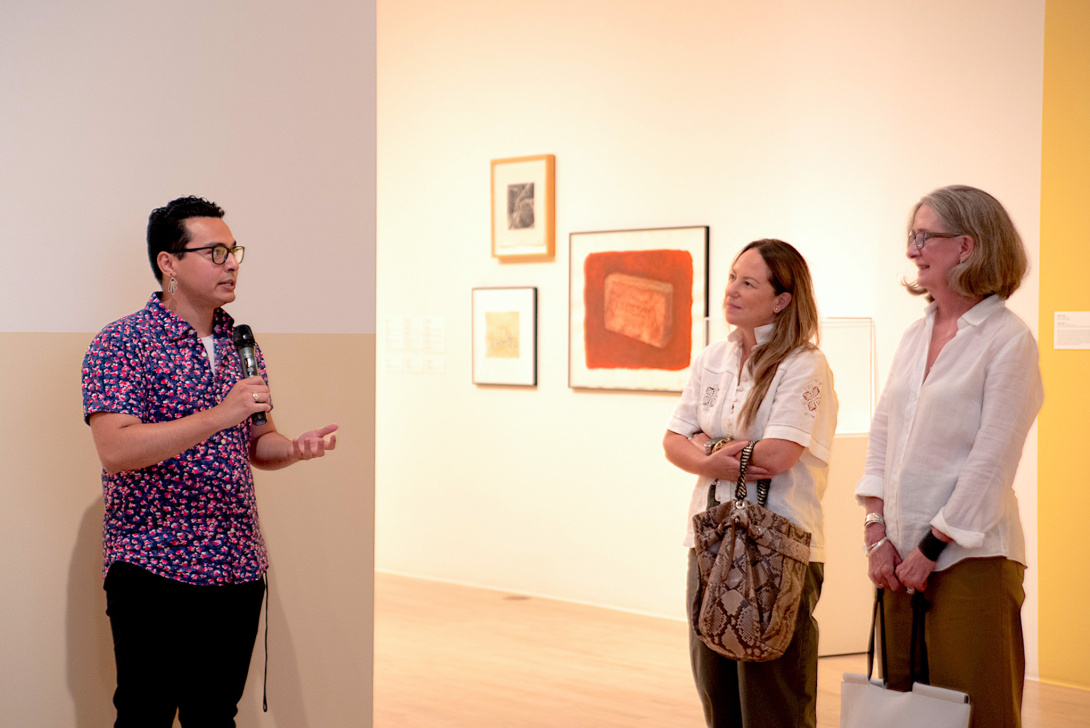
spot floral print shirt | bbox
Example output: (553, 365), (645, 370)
(82, 294), (269, 585)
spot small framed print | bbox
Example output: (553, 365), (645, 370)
(472, 287), (538, 386)
(569, 226), (709, 392)
(491, 154), (555, 262)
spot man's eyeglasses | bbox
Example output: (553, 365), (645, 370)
(181, 243), (245, 265)
(907, 231), (961, 251)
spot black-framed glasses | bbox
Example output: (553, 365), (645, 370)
(907, 231), (961, 251)
(181, 243), (245, 265)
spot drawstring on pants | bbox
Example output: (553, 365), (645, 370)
(263, 572), (269, 712)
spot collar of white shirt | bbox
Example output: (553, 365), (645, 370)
(925, 293), (1004, 328)
(727, 322), (776, 346)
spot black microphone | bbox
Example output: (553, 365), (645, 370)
(232, 324), (267, 426)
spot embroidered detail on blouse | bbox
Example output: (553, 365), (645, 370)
(802, 380), (821, 415)
(702, 385), (719, 409)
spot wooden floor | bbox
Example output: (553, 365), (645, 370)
(374, 573), (1090, 727)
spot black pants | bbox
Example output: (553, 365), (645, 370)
(104, 561), (265, 728)
(687, 549), (824, 728)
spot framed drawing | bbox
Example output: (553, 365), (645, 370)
(472, 287), (538, 386)
(569, 227), (709, 392)
(491, 154), (555, 261)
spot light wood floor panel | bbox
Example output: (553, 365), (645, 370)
(374, 573), (1090, 727)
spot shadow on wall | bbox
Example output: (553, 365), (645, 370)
(237, 571), (309, 727)
(66, 498), (115, 726)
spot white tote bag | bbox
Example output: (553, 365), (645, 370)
(840, 590), (970, 728)
(841, 673), (971, 728)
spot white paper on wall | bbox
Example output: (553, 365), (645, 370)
(1054, 312), (1090, 350)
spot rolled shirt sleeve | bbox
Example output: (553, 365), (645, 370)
(759, 347), (837, 466)
(666, 346), (711, 438)
(932, 331), (1043, 548)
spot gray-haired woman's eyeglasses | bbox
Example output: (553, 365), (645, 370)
(907, 231), (961, 251)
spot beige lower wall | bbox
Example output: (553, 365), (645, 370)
(813, 434), (872, 656)
(0, 331), (375, 728)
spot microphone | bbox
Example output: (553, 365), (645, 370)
(232, 324), (267, 426)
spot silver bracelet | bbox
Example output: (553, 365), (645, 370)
(864, 513), (885, 528)
(864, 536), (889, 556)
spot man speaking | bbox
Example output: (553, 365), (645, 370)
(82, 196), (337, 727)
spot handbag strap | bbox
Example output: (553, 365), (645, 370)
(909, 591), (931, 685)
(705, 439), (773, 509)
(734, 440), (771, 507)
(867, 588), (931, 686)
(866, 588), (888, 680)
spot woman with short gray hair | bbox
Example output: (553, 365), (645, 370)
(857, 185), (1042, 728)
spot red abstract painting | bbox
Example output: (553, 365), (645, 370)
(583, 249), (693, 370)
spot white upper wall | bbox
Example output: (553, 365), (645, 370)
(379, 0), (1042, 359)
(0, 2), (376, 335)
(377, 0), (1044, 666)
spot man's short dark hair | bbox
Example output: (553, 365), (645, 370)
(147, 196), (226, 282)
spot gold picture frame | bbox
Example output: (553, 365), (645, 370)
(491, 154), (555, 262)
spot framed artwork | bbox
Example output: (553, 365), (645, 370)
(472, 287), (538, 386)
(491, 154), (555, 261)
(569, 227), (709, 392)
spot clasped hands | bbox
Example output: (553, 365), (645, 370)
(866, 529), (937, 593)
(690, 431), (773, 481)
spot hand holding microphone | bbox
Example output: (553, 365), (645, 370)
(233, 324), (268, 426)
(229, 324), (338, 467)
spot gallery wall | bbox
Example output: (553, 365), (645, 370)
(377, 0), (1046, 675)
(0, 2), (376, 726)
(1038, 0), (1090, 689)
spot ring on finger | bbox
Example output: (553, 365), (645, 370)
(253, 393), (260, 402)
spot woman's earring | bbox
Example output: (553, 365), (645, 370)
(168, 277), (178, 295)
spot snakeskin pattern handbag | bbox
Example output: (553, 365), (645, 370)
(690, 440), (812, 661)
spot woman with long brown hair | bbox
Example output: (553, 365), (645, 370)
(664, 239), (838, 728)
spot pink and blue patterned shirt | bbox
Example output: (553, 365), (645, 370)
(82, 294), (269, 585)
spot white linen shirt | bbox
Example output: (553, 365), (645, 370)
(667, 325), (838, 561)
(854, 295), (1043, 571)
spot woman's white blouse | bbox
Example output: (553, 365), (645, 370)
(667, 325), (838, 560)
(854, 295), (1043, 571)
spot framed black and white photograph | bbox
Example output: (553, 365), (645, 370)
(491, 155), (555, 262)
(569, 227), (708, 392)
(472, 287), (538, 386)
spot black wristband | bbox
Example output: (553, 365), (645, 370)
(918, 531), (948, 561)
